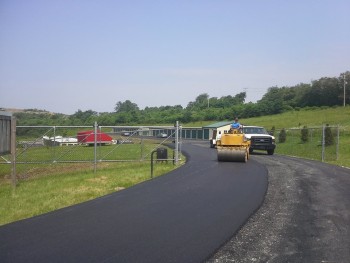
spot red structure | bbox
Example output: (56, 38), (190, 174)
(77, 130), (113, 145)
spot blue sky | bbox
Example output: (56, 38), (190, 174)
(1, 0), (349, 114)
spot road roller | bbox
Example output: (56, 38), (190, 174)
(216, 128), (250, 162)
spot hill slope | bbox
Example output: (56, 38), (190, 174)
(241, 106), (350, 130)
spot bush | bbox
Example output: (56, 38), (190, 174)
(279, 128), (287, 143)
(324, 124), (334, 146)
(301, 126), (309, 143)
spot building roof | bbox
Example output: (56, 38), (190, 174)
(202, 121), (232, 129)
(0, 111), (12, 118)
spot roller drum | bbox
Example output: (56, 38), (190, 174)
(217, 147), (247, 162)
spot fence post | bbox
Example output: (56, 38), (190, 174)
(11, 117), (16, 188)
(151, 150), (157, 178)
(336, 125), (339, 160)
(94, 122), (98, 174)
(53, 126), (56, 161)
(322, 125), (325, 162)
(141, 136), (144, 160)
(175, 121), (179, 164)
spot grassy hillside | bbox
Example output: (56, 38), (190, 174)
(188, 106), (350, 168)
(241, 106), (350, 129)
(244, 106), (350, 168)
(185, 106), (350, 129)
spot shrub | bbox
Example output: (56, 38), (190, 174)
(279, 128), (287, 143)
(301, 126), (309, 143)
(324, 124), (334, 146)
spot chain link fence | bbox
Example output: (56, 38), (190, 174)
(274, 125), (349, 164)
(1, 123), (349, 182)
(0, 124), (182, 181)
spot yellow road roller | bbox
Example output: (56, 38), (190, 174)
(216, 128), (250, 162)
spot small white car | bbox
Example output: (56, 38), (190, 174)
(157, 133), (168, 138)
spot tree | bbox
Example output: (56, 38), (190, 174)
(293, 83), (312, 107)
(97, 112), (116, 126)
(257, 87), (284, 115)
(241, 102), (260, 118)
(233, 92), (246, 104)
(309, 78), (340, 106)
(115, 100), (139, 113)
(68, 110), (98, 125)
(180, 110), (193, 123)
(186, 93), (209, 110)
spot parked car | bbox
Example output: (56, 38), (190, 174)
(157, 133), (168, 138)
(121, 132), (131, 136)
(116, 139), (133, 144)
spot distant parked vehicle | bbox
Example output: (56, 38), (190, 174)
(157, 133), (168, 138)
(121, 132), (131, 136)
(116, 139), (133, 144)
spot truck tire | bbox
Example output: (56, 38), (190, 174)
(267, 149), (274, 155)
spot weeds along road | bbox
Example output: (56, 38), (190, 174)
(0, 141), (267, 263)
(207, 154), (350, 263)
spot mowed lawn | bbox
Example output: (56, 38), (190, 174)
(0, 144), (183, 226)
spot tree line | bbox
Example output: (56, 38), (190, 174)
(11, 71), (350, 126)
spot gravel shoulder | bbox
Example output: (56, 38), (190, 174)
(206, 154), (350, 263)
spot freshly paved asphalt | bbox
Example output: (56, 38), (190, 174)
(0, 141), (268, 263)
(207, 154), (350, 262)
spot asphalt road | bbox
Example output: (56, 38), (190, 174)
(207, 154), (350, 262)
(0, 141), (268, 263)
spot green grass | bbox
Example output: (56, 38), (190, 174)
(0, 160), (182, 226)
(0, 140), (185, 226)
(185, 106), (350, 129)
(241, 106), (350, 129)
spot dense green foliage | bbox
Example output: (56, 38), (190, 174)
(8, 71), (350, 126)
